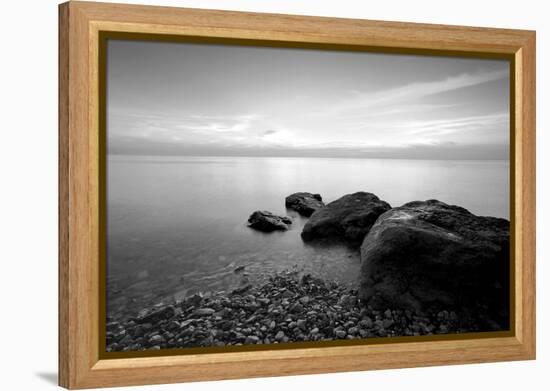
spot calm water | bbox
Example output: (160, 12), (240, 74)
(106, 155), (509, 320)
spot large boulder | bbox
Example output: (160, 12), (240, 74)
(247, 210), (292, 232)
(285, 192), (325, 217)
(301, 192), (391, 245)
(359, 200), (510, 329)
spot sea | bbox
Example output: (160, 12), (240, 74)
(106, 155), (509, 320)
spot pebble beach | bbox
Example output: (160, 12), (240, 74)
(106, 269), (488, 352)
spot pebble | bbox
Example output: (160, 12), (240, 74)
(245, 335), (260, 344)
(335, 330), (347, 339)
(107, 271), (477, 352)
(194, 308), (215, 316)
(359, 318), (373, 328)
(383, 319), (394, 328)
(149, 334), (164, 344)
(289, 303), (304, 313)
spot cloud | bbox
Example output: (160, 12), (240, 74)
(405, 112), (509, 137)
(108, 68), (509, 160)
(108, 111), (265, 140)
(326, 69), (509, 115)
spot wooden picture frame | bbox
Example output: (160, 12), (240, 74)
(58, 1), (536, 389)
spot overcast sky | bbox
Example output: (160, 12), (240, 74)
(107, 40), (510, 159)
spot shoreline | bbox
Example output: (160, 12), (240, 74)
(106, 269), (498, 352)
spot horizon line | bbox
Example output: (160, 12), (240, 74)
(106, 152), (509, 162)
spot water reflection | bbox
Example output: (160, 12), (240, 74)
(106, 156), (508, 320)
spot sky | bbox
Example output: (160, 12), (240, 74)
(107, 39), (510, 160)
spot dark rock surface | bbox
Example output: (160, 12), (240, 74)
(136, 305), (176, 324)
(285, 192), (325, 217)
(301, 192), (391, 245)
(359, 200), (510, 329)
(248, 210), (292, 232)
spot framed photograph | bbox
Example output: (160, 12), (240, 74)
(59, 1), (536, 389)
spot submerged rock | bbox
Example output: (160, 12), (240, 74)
(247, 210), (292, 232)
(301, 192), (391, 245)
(359, 200), (510, 329)
(285, 192), (325, 217)
(135, 305), (175, 324)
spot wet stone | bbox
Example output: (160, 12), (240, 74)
(275, 331), (285, 342)
(335, 330), (347, 339)
(194, 308), (215, 316)
(245, 335), (260, 344)
(106, 270), (483, 351)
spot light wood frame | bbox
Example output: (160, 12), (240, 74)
(59, 1), (536, 389)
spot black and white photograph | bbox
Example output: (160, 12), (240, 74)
(105, 39), (511, 353)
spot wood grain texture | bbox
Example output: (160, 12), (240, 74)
(58, 3), (70, 387)
(518, 35), (536, 353)
(58, 1), (536, 388)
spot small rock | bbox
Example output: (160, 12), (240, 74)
(285, 192), (325, 217)
(187, 294), (203, 307)
(247, 211), (292, 232)
(231, 284), (252, 295)
(136, 305), (175, 324)
(289, 303), (304, 313)
(149, 334), (164, 344)
(179, 319), (196, 328)
(348, 327), (359, 335)
(193, 308), (214, 317)
(339, 295), (357, 308)
(335, 330), (347, 339)
(245, 335), (260, 344)
(275, 331), (285, 342)
(359, 317), (373, 328)
(165, 320), (180, 331)
(383, 319), (394, 328)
